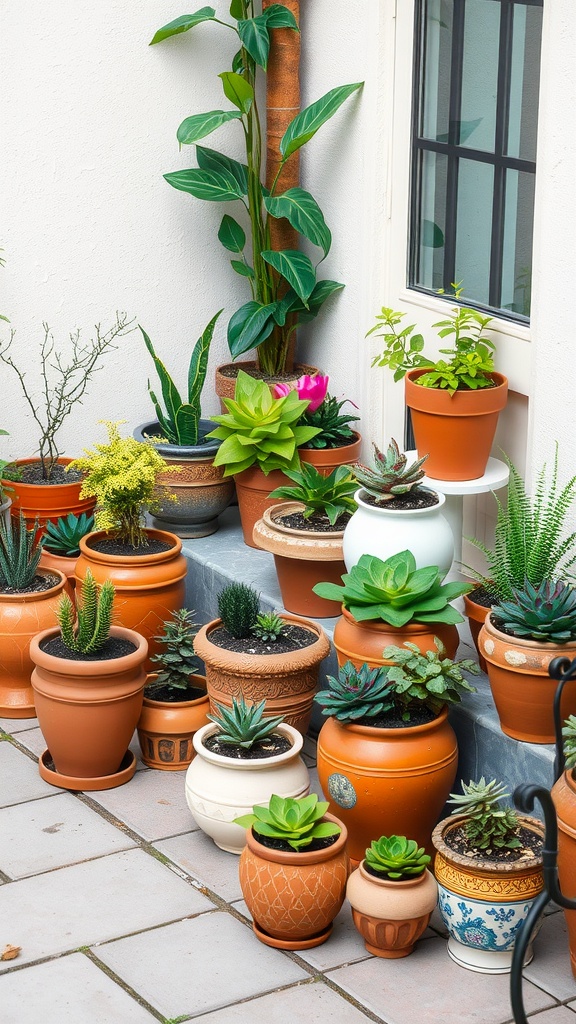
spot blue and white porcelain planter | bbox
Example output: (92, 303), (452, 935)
(431, 814), (545, 974)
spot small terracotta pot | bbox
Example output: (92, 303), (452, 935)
(3, 457), (96, 535)
(234, 465), (292, 548)
(137, 672), (210, 770)
(298, 432), (362, 477)
(405, 370), (508, 481)
(479, 614), (576, 743)
(347, 862), (438, 957)
(333, 606), (459, 669)
(551, 768), (576, 977)
(238, 812), (349, 948)
(463, 589), (491, 672)
(215, 361), (320, 409)
(39, 549), (76, 598)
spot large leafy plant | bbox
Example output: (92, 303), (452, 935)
(383, 638), (479, 719)
(150, 4), (362, 376)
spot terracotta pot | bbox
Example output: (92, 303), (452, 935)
(298, 431), (362, 477)
(133, 420), (234, 539)
(551, 768), (576, 977)
(30, 625), (148, 786)
(215, 361), (320, 409)
(0, 568), (67, 718)
(3, 457), (96, 535)
(317, 709), (458, 861)
(252, 502), (346, 618)
(137, 672), (209, 770)
(39, 549), (76, 598)
(347, 861), (438, 958)
(432, 813), (544, 973)
(463, 589), (490, 672)
(193, 614), (330, 735)
(479, 613), (576, 743)
(405, 370), (508, 481)
(333, 606), (459, 670)
(238, 811), (349, 948)
(185, 722), (310, 853)
(75, 529), (187, 667)
(233, 465), (291, 548)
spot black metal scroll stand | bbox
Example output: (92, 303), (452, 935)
(510, 655), (576, 1024)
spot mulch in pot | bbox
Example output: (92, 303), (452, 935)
(144, 682), (206, 703)
(0, 572), (61, 596)
(252, 830), (340, 853)
(353, 706), (439, 729)
(208, 623), (318, 656)
(361, 489), (439, 511)
(203, 732), (292, 759)
(87, 536), (174, 556)
(40, 635), (138, 661)
(5, 462), (84, 485)
(276, 511), (352, 532)
(444, 824), (543, 863)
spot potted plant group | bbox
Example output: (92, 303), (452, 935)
(193, 581), (330, 733)
(39, 512), (95, 596)
(272, 373), (361, 473)
(235, 793), (348, 949)
(133, 312), (234, 538)
(137, 608), (209, 771)
(346, 835), (437, 958)
(432, 778), (545, 974)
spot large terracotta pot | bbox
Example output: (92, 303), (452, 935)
(252, 502), (346, 618)
(238, 811), (349, 948)
(317, 709), (458, 861)
(479, 613), (576, 743)
(432, 813), (545, 973)
(463, 588), (491, 672)
(0, 568), (67, 719)
(551, 768), (576, 977)
(30, 625), (148, 788)
(137, 672), (210, 770)
(347, 861), (438, 958)
(215, 361), (320, 408)
(193, 614), (330, 735)
(185, 722), (309, 853)
(75, 529), (187, 666)
(234, 465), (292, 548)
(405, 369), (508, 481)
(298, 431), (362, 477)
(333, 606), (459, 669)
(2, 457), (96, 535)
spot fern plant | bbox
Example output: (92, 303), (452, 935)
(56, 570), (115, 654)
(0, 512), (43, 590)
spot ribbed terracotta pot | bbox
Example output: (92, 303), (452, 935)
(333, 606), (459, 670)
(347, 862), (438, 957)
(238, 812), (349, 948)
(193, 614), (330, 735)
(234, 465), (292, 547)
(0, 568), (67, 719)
(317, 709), (458, 861)
(2, 457), (96, 535)
(479, 613), (576, 743)
(463, 589), (490, 672)
(252, 502), (346, 618)
(298, 431), (362, 477)
(551, 768), (576, 977)
(215, 361), (320, 409)
(137, 672), (210, 770)
(405, 369), (508, 481)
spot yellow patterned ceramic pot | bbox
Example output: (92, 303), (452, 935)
(432, 814), (544, 974)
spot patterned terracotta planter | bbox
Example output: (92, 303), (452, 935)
(347, 861), (438, 957)
(333, 606), (459, 669)
(551, 768), (576, 977)
(215, 361), (320, 408)
(136, 672), (210, 770)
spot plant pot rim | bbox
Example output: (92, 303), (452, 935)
(196, 614), (330, 672)
(324, 705), (449, 738)
(406, 368), (508, 393)
(244, 810), (347, 865)
(193, 721), (303, 767)
(252, 502), (345, 560)
(339, 606), (444, 633)
(357, 860), (431, 888)
(354, 486), (444, 514)
(79, 528), (182, 562)
(484, 612), (576, 653)
(133, 420), (222, 459)
(1, 456), (84, 487)
(0, 567), (66, 601)
(30, 624), (149, 674)
(215, 360), (320, 385)
(143, 671), (208, 709)
(431, 813), (545, 873)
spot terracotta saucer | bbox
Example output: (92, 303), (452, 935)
(252, 919), (333, 950)
(39, 749), (137, 791)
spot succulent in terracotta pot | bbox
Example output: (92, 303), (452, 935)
(273, 373), (360, 452)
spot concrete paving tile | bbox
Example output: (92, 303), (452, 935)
(0, 738), (61, 805)
(0, 953), (158, 1023)
(293, 904), (373, 970)
(328, 935), (555, 1024)
(6, 725), (46, 758)
(155, 829), (243, 901)
(86, 763), (196, 840)
(192, 979), (376, 1023)
(97, 911), (308, 1019)
(0, 716), (39, 733)
(0, 848), (213, 970)
(0, 791), (135, 878)
(527, 1009), (576, 1023)
(524, 909), (576, 1001)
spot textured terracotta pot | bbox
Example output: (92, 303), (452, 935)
(317, 709), (458, 861)
(75, 529), (187, 666)
(137, 672), (209, 770)
(185, 722), (309, 853)
(463, 589), (490, 672)
(479, 613), (576, 743)
(347, 861), (438, 957)
(333, 606), (459, 670)
(30, 625), (148, 785)
(238, 812), (349, 948)
(193, 614), (330, 735)
(551, 769), (576, 977)
(2, 457), (96, 535)
(252, 502), (346, 618)
(298, 432), (362, 477)
(0, 568), (67, 718)
(39, 549), (76, 598)
(405, 370), (508, 481)
(432, 813), (544, 973)
(215, 361), (320, 408)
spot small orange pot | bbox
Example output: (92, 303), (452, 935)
(347, 862), (438, 958)
(233, 466), (291, 548)
(405, 370), (508, 481)
(215, 361), (320, 408)
(137, 672), (209, 770)
(333, 606), (459, 669)
(551, 769), (576, 977)
(463, 589), (490, 672)
(3, 458), (96, 534)
(299, 432), (362, 478)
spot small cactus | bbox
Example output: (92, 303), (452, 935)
(351, 439), (428, 504)
(364, 835), (431, 879)
(217, 582), (260, 639)
(56, 569), (115, 655)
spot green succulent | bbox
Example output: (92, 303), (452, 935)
(299, 393), (360, 450)
(43, 512), (95, 557)
(383, 638), (479, 720)
(491, 579), (576, 643)
(313, 550), (471, 626)
(562, 716), (576, 770)
(251, 611), (285, 643)
(147, 608), (201, 697)
(268, 463), (357, 526)
(314, 661), (394, 722)
(448, 778), (521, 852)
(365, 835), (431, 879)
(0, 512), (44, 591)
(234, 793), (341, 851)
(351, 439), (428, 503)
(56, 569), (115, 655)
(208, 371), (321, 477)
(217, 582), (261, 639)
(207, 696), (284, 750)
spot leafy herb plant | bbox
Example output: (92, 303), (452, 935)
(383, 638), (479, 720)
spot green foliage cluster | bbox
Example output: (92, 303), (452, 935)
(365, 836), (431, 880)
(562, 716), (576, 771)
(207, 696), (284, 749)
(217, 581), (260, 638)
(147, 609), (201, 697)
(448, 778), (522, 853)
(315, 661), (394, 722)
(234, 793), (341, 850)
(299, 394), (359, 450)
(351, 439), (428, 503)
(43, 512), (95, 558)
(0, 512), (43, 591)
(0, 428), (10, 503)
(383, 638), (479, 720)
(251, 611), (285, 642)
(56, 570), (115, 655)
(492, 579), (576, 644)
(269, 463), (357, 526)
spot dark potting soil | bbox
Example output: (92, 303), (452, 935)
(361, 489), (439, 511)
(469, 585), (496, 609)
(219, 365), (307, 384)
(489, 615), (524, 639)
(40, 635), (138, 661)
(277, 510), (352, 532)
(298, 434), (358, 450)
(444, 824), (543, 863)
(88, 537), (173, 556)
(7, 461), (84, 485)
(252, 829), (340, 853)
(0, 572), (61, 595)
(208, 623), (317, 656)
(203, 733), (292, 759)
(353, 706), (438, 729)
(144, 682), (206, 703)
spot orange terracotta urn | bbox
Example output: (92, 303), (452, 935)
(347, 861), (438, 958)
(137, 673), (210, 770)
(233, 465), (292, 548)
(463, 589), (491, 672)
(333, 606), (459, 670)
(3, 457), (96, 535)
(551, 768), (576, 977)
(299, 431), (362, 477)
(39, 550), (76, 598)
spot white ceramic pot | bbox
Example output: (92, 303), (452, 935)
(0, 495), (11, 530)
(185, 722), (310, 854)
(343, 487), (455, 580)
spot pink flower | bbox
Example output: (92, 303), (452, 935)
(272, 382), (292, 400)
(295, 374), (329, 412)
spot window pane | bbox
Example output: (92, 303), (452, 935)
(501, 169), (535, 316)
(454, 159), (495, 305)
(421, 0), (453, 142)
(460, 0), (501, 152)
(413, 149), (448, 291)
(507, 4), (542, 160)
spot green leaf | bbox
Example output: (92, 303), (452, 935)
(227, 301), (278, 358)
(297, 279), (344, 323)
(196, 146), (248, 195)
(261, 250), (316, 303)
(280, 82), (363, 159)
(149, 9), (216, 45)
(231, 48), (246, 74)
(139, 326), (182, 427)
(218, 214), (246, 252)
(261, 4), (299, 29)
(177, 110), (242, 146)
(231, 260), (254, 278)
(230, 0), (244, 17)
(264, 188), (331, 256)
(237, 15), (271, 69)
(219, 72), (254, 113)
(174, 406), (200, 445)
(164, 168), (244, 202)
(188, 309), (222, 409)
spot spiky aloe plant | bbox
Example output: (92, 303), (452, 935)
(314, 661), (394, 722)
(56, 569), (115, 654)
(234, 793), (341, 850)
(491, 579), (576, 643)
(251, 612), (285, 642)
(268, 463), (357, 525)
(563, 716), (576, 770)
(207, 696), (284, 750)
(0, 512), (43, 591)
(350, 439), (428, 504)
(217, 582), (260, 639)
(147, 608), (200, 697)
(448, 778), (521, 852)
(43, 512), (95, 557)
(299, 393), (360, 450)
(365, 835), (431, 879)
